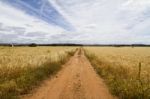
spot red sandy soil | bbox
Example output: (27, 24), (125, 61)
(23, 49), (116, 99)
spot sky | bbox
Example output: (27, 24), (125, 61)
(0, 0), (150, 44)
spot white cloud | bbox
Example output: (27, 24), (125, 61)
(0, 1), (64, 43)
(51, 0), (150, 44)
(123, 0), (150, 11)
(0, 0), (150, 44)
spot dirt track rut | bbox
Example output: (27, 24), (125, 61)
(23, 48), (115, 99)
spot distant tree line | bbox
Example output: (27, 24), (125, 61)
(0, 43), (150, 47)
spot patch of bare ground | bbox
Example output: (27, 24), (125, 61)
(23, 48), (115, 99)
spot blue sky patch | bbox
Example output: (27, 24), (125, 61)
(3, 0), (74, 31)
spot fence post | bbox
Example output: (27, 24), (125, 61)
(138, 62), (141, 80)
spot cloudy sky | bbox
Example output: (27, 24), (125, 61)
(0, 0), (150, 44)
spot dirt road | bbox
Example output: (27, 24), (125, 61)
(23, 49), (115, 99)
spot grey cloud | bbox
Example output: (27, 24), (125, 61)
(15, 36), (49, 44)
(0, 34), (19, 43)
(25, 24), (33, 27)
(0, 23), (2, 27)
(50, 32), (81, 40)
(10, 27), (26, 33)
(25, 32), (48, 37)
(0, 23), (26, 33)
(40, 32), (87, 44)
(0, 33), (19, 38)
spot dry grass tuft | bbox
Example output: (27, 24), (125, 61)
(85, 47), (150, 99)
(0, 46), (76, 99)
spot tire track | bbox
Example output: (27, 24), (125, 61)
(23, 48), (115, 99)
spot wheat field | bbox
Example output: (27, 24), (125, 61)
(0, 46), (74, 68)
(0, 46), (150, 99)
(86, 47), (150, 73)
(0, 46), (75, 98)
(85, 47), (150, 99)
